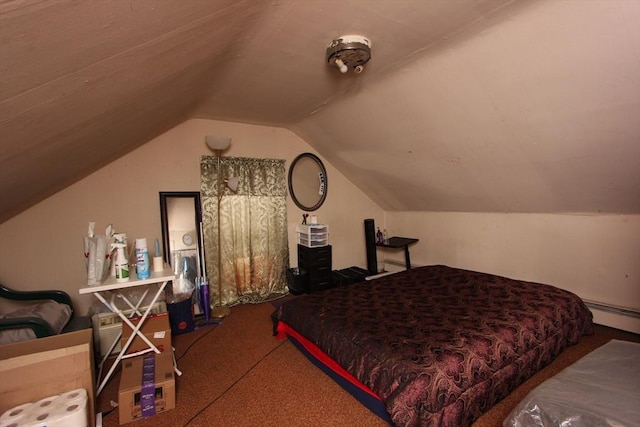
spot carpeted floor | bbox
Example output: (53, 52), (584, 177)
(96, 300), (639, 426)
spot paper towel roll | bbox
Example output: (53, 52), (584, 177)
(0, 402), (32, 427)
(153, 256), (164, 272)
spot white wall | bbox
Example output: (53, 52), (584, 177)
(0, 119), (383, 315)
(383, 212), (640, 333)
(1, 118), (638, 333)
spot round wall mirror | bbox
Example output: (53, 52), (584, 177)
(288, 153), (328, 211)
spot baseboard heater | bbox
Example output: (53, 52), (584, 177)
(368, 259), (424, 278)
(582, 299), (640, 319)
(384, 259), (408, 268)
(384, 259), (424, 269)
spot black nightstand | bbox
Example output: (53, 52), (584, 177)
(297, 244), (332, 292)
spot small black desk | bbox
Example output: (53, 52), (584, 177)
(376, 237), (419, 270)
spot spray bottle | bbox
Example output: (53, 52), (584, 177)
(112, 243), (130, 283)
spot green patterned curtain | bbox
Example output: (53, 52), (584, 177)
(200, 156), (289, 306)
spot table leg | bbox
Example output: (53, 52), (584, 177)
(93, 290), (151, 386)
(95, 281), (169, 395)
(404, 246), (411, 269)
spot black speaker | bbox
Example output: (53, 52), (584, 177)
(364, 219), (378, 274)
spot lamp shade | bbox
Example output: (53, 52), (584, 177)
(205, 136), (231, 152)
(226, 176), (240, 192)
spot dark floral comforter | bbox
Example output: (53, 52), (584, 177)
(279, 265), (594, 426)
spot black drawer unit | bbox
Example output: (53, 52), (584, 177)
(297, 244), (332, 292)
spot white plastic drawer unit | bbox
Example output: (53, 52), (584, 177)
(296, 224), (329, 247)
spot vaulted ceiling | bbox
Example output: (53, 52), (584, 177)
(1, 0), (638, 223)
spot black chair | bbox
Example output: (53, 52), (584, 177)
(0, 283), (91, 339)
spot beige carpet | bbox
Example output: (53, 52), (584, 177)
(96, 300), (639, 427)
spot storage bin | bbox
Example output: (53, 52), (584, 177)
(332, 267), (368, 287)
(296, 224), (329, 247)
(286, 267), (308, 295)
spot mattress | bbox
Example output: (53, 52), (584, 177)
(277, 264), (594, 426)
(504, 339), (640, 427)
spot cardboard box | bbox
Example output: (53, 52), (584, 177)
(121, 312), (172, 355)
(118, 352), (175, 424)
(0, 328), (96, 427)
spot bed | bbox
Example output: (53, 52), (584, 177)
(276, 264), (594, 426)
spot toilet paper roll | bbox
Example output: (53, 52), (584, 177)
(50, 388), (87, 427)
(0, 402), (32, 426)
(48, 400), (87, 427)
(58, 388), (87, 404)
(20, 395), (62, 427)
(153, 256), (164, 272)
(1, 390), (88, 427)
(31, 395), (61, 413)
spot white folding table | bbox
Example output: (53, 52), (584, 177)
(79, 268), (175, 395)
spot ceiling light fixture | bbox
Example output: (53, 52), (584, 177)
(326, 35), (371, 74)
(205, 135), (231, 155)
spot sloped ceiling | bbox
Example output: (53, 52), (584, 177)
(1, 0), (638, 223)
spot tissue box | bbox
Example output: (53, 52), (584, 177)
(121, 312), (172, 355)
(118, 352), (175, 424)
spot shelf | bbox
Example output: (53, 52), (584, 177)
(376, 237), (419, 249)
(79, 268), (175, 294)
(375, 236), (419, 270)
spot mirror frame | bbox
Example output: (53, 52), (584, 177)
(288, 152), (328, 211)
(159, 191), (205, 276)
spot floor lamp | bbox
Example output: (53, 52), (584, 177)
(205, 135), (239, 318)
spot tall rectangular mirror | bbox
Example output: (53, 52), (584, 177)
(159, 192), (205, 286)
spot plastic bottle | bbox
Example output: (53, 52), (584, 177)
(135, 238), (150, 279)
(172, 248), (181, 276)
(112, 243), (129, 283)
(110, 233), (127, 277)
(376, 227), (383, 244)
(383, 229), (389, 244)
